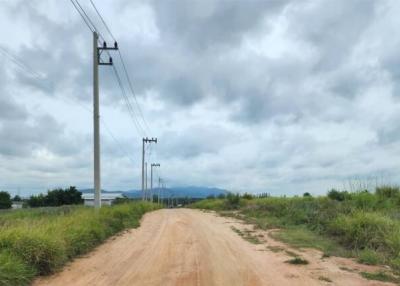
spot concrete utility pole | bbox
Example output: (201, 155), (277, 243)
(93, 32), (118, 209)
(144, 162), (148, 200)
(150, 163), (160, 203)
(158, 177), (161, 204)
(141, 137), (157, 200)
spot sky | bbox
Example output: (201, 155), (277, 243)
(1, 0), (400, 196)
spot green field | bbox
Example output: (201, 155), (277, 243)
(191, 187), (400, 275)
(0, 202), (159, 286)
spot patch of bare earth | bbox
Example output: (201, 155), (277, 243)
(34, 209), (396, 286)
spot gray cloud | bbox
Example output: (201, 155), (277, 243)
(1, 0), (400, 195)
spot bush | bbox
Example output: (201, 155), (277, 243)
(357, 249), (382, 265)
(225, 193), (241, 209)
(242, 193), (253, 200)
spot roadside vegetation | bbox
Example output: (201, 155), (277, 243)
(0, 201), (159, 285)
(191, 186), (400, 276)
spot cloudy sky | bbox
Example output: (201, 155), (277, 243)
(1, 0), (400, 196)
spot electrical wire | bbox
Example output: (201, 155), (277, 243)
(89, 0), (151, 133)
(89, 0), (116, 42)
(101, 118), (136, 165)
(111, 64), (147, 137)
(69, 0), (94, 33)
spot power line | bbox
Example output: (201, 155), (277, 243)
(1, 40), (135, 172)
(101, 118), (135, 165)
(111, 64), (147, 137)
(117, 51), (152, 132)
(0, 46), (44, 79)
(75, 0), (149, 136)
(70, 0), (108, 46)
(89, 0), (116, 42)
(88, 0), (151, 133)
(69, 0), (94, 33)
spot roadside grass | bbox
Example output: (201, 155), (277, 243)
(318, 276), (333, 282)
(357, 249), (383, 265)
(0, 202), (159, 286)
(230, 226), (262, 244)
(270, 227), (351, 258)
(361, 271), (400, 283)
(190, 186), (400, 274)
(266, 246), (284, 252)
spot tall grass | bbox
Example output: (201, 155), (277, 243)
(0, 202), (158, 285)
(191, 186), (400, 272)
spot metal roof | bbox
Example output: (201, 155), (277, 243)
(82, 193), (124, 200)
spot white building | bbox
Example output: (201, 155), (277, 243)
(82, 193), (124, 206)
(11, 202), (23, 209)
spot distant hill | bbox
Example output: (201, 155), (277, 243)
(79, 186), (227, 199)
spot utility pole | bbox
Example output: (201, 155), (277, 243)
(93, 32), (118, 209)
(158, 177), (161, 204)
(141, 137), (157, 200)
(145, 162), (148, 200)
(150, 163), (160, 203)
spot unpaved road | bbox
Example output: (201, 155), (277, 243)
(35, 209), (395, 286)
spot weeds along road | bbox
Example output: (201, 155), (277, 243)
(34, 209), (394, 286)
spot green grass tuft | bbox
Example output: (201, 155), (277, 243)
(318, 276), (332, 282)
(360, 271), (399, 283)
(285, 257), (309, 265)
(357, 249), (382, 265)
(0, 251), (35, 286)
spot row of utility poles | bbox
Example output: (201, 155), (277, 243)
(141, 137), (159, 202)
(92, 31), (163, 208)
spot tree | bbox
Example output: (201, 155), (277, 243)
(303, 192), (312, 197)
(0, 191), (12, 209)
(27, 194), (46, 207)
(12, 195), (22, 201)
(27, 186), (83, 208)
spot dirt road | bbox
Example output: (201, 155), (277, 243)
(34, 209), (395, 286)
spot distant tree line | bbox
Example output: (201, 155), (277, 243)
(27, 186), (83, 207)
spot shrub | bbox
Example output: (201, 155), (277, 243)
(328, 211), (397, 250)
(376, 185), (400, 199)
(242, 193), (253, 200)
(357, 249), (382, 265)
(225, 193), (240, 209)
(327, 189), (349, 201)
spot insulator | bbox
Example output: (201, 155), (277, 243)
(103, 41), (107, 48)
(114, 41), (118, 49)
(109, 57), (113, 64)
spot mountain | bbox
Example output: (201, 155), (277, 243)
(79, 189), (123, 194)
(124, 186), (227, 199)
(79, 186), (227, 199)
